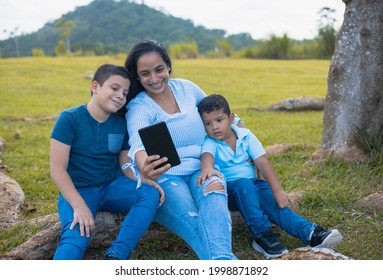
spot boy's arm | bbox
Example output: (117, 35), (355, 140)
(196, 152), (222, 186)
(50, 138), (95, 237)
(119, 150), (165, 207)
(254, 154), (290, 208)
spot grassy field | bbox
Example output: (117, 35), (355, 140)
(0, 57), (382, 260)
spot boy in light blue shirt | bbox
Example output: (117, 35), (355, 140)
(197, 94), (342, 259)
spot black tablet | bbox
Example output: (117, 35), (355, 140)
(138, 121), (181, 169)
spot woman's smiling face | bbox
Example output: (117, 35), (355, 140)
(136, 51), (170, 96)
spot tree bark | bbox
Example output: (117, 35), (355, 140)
(321, 0), (383, 161)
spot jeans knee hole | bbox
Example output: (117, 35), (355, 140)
(204, 181), (225, 195)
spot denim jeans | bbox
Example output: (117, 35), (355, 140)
(54, 175), (159, 260)
(153, 171), (237, 260)
(227, 178), (315, 244)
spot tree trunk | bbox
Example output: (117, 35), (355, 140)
(320, 0), (383, 161)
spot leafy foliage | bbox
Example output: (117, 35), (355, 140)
(169, 41), (199, 59)
(0, 0), (256, 57)
(315, 7), (338, 58)
(355, 125), (383, 163)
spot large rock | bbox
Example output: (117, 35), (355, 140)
(0, 171), (25, 230)
(311, 146), (368, 163)
(0, 212), (173, 260)
(267, 97), (325, 111)
(357, 191), (383, 211)
(279, 247), (351, 260)
(265, 143), (316, 155)
(0, 137), (5, 153)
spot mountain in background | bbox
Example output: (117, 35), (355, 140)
(0, 0), (258, 58)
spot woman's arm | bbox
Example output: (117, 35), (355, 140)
(135, 150), (170, 180)
(119, 150), (165, 206)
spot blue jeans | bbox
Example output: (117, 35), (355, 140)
(54, 176), (159, 260)
(153, 171), (237, 260)
(227, 178), (315, 244)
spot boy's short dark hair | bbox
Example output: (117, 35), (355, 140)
(198, 94), (231, 116)
(92, 64), (132, 86)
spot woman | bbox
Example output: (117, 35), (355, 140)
(124, 40), (237, 260)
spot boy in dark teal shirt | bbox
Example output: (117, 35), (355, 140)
(51, 64), (163, 260)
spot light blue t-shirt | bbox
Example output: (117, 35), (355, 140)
(201, 125), (265, 181)
(51, 104), (129, 188)
(126, 78), (207, 175)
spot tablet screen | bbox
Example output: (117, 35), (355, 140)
(138, 121), (181, 169)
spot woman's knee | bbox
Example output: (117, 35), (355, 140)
(201, 176), (227, 196)
(204, 180), (225, 195)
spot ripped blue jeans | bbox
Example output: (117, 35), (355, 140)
(154, 171), (237, 260)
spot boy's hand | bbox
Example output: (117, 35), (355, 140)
(142, 178), (165, 207)
(197, 168), (222, 186)
(274, 190), (291, 208)
(70, 205), (96, 238)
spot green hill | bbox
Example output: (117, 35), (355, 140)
(0, 0), (257, 57)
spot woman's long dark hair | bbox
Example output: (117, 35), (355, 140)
(124, 40), (172, 104)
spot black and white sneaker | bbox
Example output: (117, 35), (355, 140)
(309, 226), (343, 249)
(252, 229), (289, 259)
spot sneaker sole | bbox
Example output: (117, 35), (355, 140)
(315, 229), (343, 249)
(252, 240), (289, 259)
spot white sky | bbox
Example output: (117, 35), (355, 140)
(0, 0), (346, 41)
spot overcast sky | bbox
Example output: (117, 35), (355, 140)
(0, 0), (346, 41)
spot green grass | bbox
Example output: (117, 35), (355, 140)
(0, 57), (382, 260)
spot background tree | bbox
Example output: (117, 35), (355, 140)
(257, 34), (291, 59)
(215, 39), (232, 57)
(169, 41), (199, 59)
(31, 48), (45, 57)
(320, 0), (383, 162)
(3, 27), (21, 57)
(54, 19), (74, 56)
(315, 7), (338, 58)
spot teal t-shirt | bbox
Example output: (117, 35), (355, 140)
(51, 104), (129, 188)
